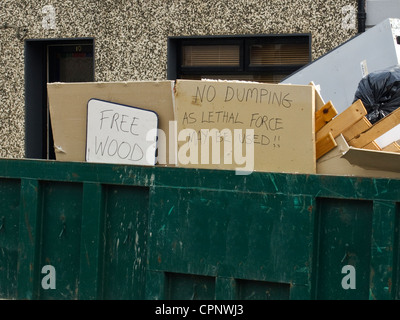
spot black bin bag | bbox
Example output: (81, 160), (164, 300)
(353, 65), (400, 124)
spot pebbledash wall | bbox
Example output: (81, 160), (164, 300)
(0, 0), (359, 159)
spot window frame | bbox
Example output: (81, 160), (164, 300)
(168, 33), (312, 82)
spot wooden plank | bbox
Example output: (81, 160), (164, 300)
(362, 141), (381, 151)
(316, 99), (367, 142)
(315, 101), (338, 132)
(348, 106), (400, 148)
(382, 142), (400, 153)
(316, 132), (337, 160)
(342, 117), (372, 142)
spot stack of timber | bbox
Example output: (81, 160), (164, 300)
(315, 99), (400, 160)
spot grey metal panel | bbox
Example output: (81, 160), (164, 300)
(366, 0), (400, 27)
(281, 18), (400, 114)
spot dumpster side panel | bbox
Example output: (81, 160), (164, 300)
(370, 201), (398, 300)
(314, 198), (373, 300)
(17, 179), (42, 300)
(393, 203), (400, 300)
(39, 181), (83, 300)
(236, 278), (290, 300)
(78, 182), (105, 300)
(165, 273), (216, 300)
(147, 186), (315, 299)
(0, 179), (20, 299)
(1, 159), (400, 299)
(102, 185), (149, 300)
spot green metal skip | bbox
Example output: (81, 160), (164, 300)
(0, 159), (398, 300)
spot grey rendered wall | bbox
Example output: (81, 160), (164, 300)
(0, 0), (358, 158)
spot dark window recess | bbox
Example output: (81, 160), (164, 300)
(48, 44), (94, 83)
(25, 39), (94, 160)
(170, 35), (311, 83)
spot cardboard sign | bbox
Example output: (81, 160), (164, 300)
(47, 81), (175, 164)
(86, 99), (158, 166)
(174, 80), (316, 174)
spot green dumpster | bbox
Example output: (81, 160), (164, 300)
(0, 158), (398, 300)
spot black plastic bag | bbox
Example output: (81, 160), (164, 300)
(353, 65), (400, 124)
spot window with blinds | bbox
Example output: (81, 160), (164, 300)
(182, 45), (240, 67)
(170, 34), (311, 84)
(249, 43), (310, 66)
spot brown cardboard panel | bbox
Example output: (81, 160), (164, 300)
(174, 80), (316, 174)
(47, 81), (175, 164)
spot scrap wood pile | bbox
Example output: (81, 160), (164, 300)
(315, 98), (400, 160)
(315, 65), (400, 160)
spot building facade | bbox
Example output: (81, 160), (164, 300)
(0, 0), (361, 159)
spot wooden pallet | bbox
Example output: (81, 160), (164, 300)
(315, 99), (400, 160)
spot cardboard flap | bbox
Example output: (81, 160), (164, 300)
(317, 134), (400, 178)
(342, 142), (400, 173)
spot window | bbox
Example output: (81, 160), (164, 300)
(168, 34), (311, 83)
(25, 39), (95, 160)
(182, 44), (241, 67)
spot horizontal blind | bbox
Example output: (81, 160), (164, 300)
(202, 74), (289, 83)
(181, 73), (289, 84)
(250, 43), (309, 66)
(182, 45), (240, 67)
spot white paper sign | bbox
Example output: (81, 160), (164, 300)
(86, 99), (158, 166)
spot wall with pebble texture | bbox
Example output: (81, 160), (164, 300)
(0, 0), (358, 158)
